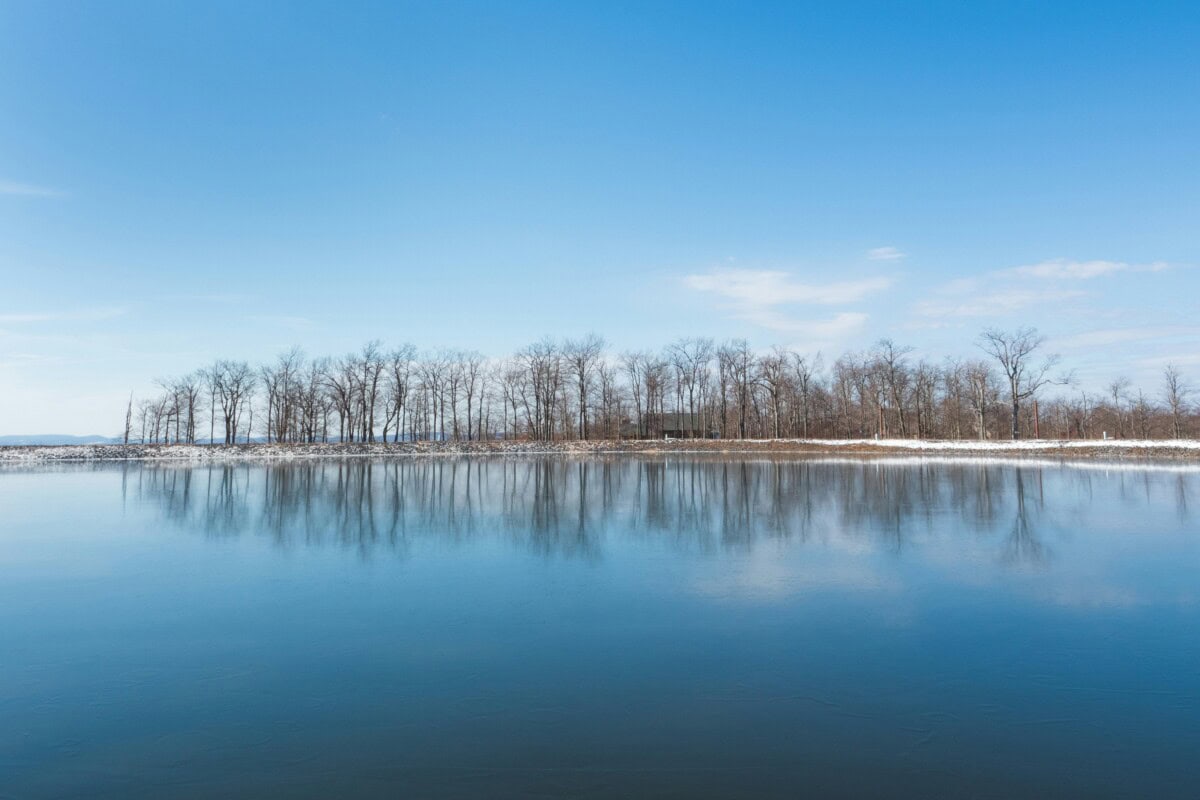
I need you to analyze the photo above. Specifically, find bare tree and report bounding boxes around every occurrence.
[382,345,416,443]
[911,360,939,439]
[1108,376,1132,438]
[965,361,998,441]
[178,372,203,444]
[621,351,648,438]
[642,355,671,439]
[498,360,527,439]
[123,393,134,445]
[977,327,1060,440]
[210,360,255,444]
[790,352,819,439]
[719,340,755,439]
[564,334,604,440]
[1163,364,1191,439]
[461,351,486,441]
[300,357,332,442]
[325,357,359,442]
[260,347,303,444]
[595,360,623,439]
[520,339,563,441]
[758,347,789,439]
[873,339,914,438]
[358,341,386,442]
[667,337,714,438]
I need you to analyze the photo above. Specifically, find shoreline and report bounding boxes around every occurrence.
[3,438,1200,463]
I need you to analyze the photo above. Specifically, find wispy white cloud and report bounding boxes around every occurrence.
[1001,258,1168,280]
[916,288,1086,318]
[0,179,64,197]
[867,246,905,261]
[0,307,126,324]
[162,292,250,304]
[1051,325,1200,350]
[748,310,869,336]
[916,256,1172,319]
[683,269,890,307]
[246,314,315,330]
[0,353,53,370]
[683,268,889,337]
[1136,352,1200,369]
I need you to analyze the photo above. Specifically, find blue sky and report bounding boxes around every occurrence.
[2,1,1198,434]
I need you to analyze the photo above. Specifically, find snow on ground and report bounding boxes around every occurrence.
[2,438,1200,464]
[781,455,1200,473]
[792,438,1200,451]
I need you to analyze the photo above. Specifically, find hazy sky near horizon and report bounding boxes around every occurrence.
[2,1,1198,435]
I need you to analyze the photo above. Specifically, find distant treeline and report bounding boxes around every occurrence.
[125,327,1197,445]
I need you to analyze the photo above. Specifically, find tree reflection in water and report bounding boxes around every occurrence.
[1003,468,1045,565]
[123,457,1196,562]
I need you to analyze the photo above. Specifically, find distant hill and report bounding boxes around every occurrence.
[0,435,121,446]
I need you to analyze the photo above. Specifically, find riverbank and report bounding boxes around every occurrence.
[3,438,1200,462]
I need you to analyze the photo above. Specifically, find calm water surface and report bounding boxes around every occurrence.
[1,457,1198,798]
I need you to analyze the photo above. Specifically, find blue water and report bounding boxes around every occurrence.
[1,457,1197,798]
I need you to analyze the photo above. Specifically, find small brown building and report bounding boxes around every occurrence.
[620,413,719,440]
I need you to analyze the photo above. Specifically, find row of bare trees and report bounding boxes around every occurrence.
[123,328,1197,444]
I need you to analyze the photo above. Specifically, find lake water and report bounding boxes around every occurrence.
[1,457,1198,798]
